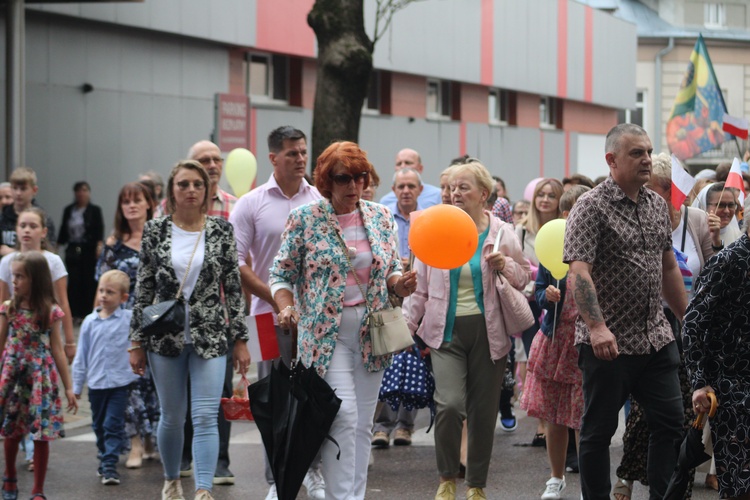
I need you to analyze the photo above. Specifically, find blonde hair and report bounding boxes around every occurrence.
[448,160,494,198]
[523,178,564,234]
[649,152,672,192]
[10,167,37,188]
[99,269,130,295]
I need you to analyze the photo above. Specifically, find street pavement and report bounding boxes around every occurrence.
[3,381,720,500]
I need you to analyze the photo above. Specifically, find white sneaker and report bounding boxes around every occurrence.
[302,469,326,499]
[264,484,278,500]
[541,476,566,500]
[162,479,186,500]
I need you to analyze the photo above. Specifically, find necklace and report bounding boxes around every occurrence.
[173,216,204,232]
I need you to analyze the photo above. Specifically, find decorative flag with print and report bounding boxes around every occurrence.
[666,35,729,161]
[246,312,280,362]
[722,113,749,140]
[671,155,697,210]
[726,157,746,205]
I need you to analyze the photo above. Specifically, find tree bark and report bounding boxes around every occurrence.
[308,0,374,172]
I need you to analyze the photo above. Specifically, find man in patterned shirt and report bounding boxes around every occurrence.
[563,124,688,500]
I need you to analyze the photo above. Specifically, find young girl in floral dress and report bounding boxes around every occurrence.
[520,185,589,500]
[0,251,78,500]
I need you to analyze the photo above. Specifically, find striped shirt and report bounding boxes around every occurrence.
[338,211,373,307]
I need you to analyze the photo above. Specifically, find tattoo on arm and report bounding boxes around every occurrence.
[574,274,604,324]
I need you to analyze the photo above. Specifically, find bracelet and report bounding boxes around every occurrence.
[283,305,296,313]
[65,343,76,347]
[712,240,724,251]
[127,345,143,352]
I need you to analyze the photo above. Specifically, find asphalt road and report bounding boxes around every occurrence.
[3,401,720,500]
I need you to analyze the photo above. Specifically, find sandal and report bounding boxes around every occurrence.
[530,433,547,447]
[2,477,18,500]
[612,478,632,500]
[26,462,33,473]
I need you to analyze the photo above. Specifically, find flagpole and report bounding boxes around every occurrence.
[551,279,559,341]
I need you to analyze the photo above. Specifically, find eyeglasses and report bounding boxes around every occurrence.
[195,156,224,165]
[708,202,737,211]
[331,172,369,185]
[176,181,206,191]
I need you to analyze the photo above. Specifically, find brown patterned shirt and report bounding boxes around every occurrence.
[563,176,674,355]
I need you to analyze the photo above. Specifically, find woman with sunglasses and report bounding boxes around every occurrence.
[129,160,249,500]
[269,141,417,500]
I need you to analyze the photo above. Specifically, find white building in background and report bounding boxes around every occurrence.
[584,0,750,170]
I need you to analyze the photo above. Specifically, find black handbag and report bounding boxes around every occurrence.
[141,220,204,336]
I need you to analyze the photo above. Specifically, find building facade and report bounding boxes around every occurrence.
[0,0,636,232]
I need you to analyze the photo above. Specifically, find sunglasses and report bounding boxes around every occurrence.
[331,172,369,186]
[176,180,206,191]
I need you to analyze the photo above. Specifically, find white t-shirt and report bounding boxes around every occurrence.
[171,224,205,345]
[0,250,68,295]
[672,218,701,288]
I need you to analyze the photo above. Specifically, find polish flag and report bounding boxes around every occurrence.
[725,157,746,205]
[722,113,749,140]
[246,312,280,362]
[670,155,697,210]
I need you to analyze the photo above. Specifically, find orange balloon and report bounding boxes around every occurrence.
[408,205,479,269]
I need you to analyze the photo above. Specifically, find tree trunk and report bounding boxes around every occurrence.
[308,0,374,172]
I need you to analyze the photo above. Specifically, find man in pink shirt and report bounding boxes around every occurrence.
[228,126,323,500]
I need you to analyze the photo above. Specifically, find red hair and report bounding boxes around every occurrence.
[314,141,372,199]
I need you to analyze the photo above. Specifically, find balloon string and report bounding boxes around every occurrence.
[552,278,559,341]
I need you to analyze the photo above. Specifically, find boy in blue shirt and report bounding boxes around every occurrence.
[72,270,139,485]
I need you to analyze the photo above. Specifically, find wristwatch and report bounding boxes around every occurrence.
[712,240,724,251]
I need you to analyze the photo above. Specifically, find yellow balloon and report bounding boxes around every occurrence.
[534,219,569,280]
[225,148,258,197]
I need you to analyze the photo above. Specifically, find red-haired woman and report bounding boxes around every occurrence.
[269,141,417,500]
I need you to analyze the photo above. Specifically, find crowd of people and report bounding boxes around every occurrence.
[0,122,749,500]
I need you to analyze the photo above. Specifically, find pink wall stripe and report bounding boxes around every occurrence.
[584,7,594,102]
[480,0,494,85]
[564,131,571,177]
[256,0,316,57]
[540,131,545,177]
[459,122,467,156]
[557,0,568,97]
[250,107,258,190]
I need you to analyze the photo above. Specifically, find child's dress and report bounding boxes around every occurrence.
[520,279,583,429]
[0,302,65,440]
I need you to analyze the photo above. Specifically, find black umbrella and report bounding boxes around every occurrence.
[247,338,341,500]
[664,392,718,500]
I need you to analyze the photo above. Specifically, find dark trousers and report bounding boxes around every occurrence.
[89,385,128,470]
[182,342,234,469]
[577,342,683,500]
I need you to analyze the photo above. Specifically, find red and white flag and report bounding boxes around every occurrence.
[671,155,697,210]
[246,312,280,362]
[722,113,749,140]
[725,157,746,205]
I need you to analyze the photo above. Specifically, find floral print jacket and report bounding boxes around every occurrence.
[129,216,248,358]
[269,199,402,377]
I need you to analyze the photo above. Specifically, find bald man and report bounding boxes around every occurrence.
[379,148,441,209]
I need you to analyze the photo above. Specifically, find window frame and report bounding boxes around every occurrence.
[245,53,289,104]
[426,78,452,120]
[489,88,510,125]
[704,3,726,28]
[539,96,559,129]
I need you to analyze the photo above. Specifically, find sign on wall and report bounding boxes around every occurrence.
[214,93,251,152]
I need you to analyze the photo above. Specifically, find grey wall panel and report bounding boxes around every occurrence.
[497,127,543,202]
[494,0,558,97]
[120,35,154,94]
[86,30,123,92]
[48,23,88,88]
[371,0,482,82]
[29,0,256,47]
[541,130,566,181]
[26,19,49,84]
[566,1,586,102]
[152,41,184,96]
[592,10,636,108]
[181,44,230,99]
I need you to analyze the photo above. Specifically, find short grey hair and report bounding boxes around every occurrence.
[745,196,750,233]
[392,167,422,186]
[605,123,648,154]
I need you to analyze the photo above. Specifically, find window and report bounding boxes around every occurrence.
[617,91,646,127]
[245,54,288,102]
[489,89,509,124]
[704,3,726,28]
[427,79,451,119]
[539,96,560,129]
[363,71,381,114]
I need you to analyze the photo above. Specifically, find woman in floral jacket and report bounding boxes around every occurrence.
[129,160,249,500]
[269,141,417,500]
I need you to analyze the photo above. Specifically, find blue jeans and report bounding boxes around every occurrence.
[149,346,226,491]
[88,385,128,471]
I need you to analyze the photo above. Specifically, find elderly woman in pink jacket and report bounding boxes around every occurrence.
[404,159,530,500]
